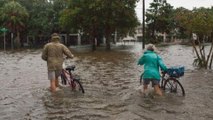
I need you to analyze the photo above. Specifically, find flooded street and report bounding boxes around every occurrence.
[0,43,213,120]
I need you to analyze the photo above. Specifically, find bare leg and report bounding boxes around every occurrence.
[143,84,148,93]
[50,80,56,92]
[140,84,148,95]
[55,78,59,87]
[154,85,163,96]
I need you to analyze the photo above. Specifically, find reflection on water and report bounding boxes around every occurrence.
[0,43,213,120]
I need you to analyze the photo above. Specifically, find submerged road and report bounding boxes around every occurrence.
[0,43,212,120]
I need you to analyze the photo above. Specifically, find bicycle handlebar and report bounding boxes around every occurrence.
[161,71,167,77]
[161,71,167,74]
[63,57,74,69]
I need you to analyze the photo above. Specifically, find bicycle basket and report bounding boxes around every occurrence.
[167,66,185,77]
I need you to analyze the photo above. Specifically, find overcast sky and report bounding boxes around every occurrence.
[136,0,213,22]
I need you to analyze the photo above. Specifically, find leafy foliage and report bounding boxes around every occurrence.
[60,0,139,50]
[0,1,29,48]
[146,0,173,42]
[23,0,55,35]
[175,7,213,69]
[173,7,192,38]
[0,1,29,32]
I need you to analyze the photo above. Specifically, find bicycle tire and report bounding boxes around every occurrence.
[61,74,67,85]
[72,78,85,93]
[140,76,142,85]
[163,77,185,96]
[160,78,166,89]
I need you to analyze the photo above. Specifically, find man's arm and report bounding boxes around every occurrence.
[62,45,74,58]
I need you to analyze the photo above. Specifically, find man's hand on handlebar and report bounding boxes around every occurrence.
[65,55,74,60]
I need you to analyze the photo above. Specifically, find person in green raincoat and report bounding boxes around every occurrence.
[138,44,167,96]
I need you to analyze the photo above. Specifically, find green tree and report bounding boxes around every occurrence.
[174,7,192,39]
[60,0,139,50]
[50,0,68,32]
[26,0,54,36]
[100,0,139,50]
[146,0,173,43]
[0,0,7,8]
[190,8,213,69]
[175,7,213,69]
[173,7,192,39]
[0,1,29,49]
[13,0,65,46]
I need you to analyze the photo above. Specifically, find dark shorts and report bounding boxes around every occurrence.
[143,78,160,87]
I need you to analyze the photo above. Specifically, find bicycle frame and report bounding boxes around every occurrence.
[61,68,76,88]
[161,72,180,86]
[61,60,85,93]
[160,72,167,88]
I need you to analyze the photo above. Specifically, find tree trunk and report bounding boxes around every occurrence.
[208,31,213,69]
[91,35,96,51]
[11,33,14,50]
[209,50,213,69]
[15,32,21,48]
[105,26,111,51]
[192,39,201,61]
[106,35,111,50]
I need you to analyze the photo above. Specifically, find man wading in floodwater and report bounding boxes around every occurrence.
[42,33,74,92]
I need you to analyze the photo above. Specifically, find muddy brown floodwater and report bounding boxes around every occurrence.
[0,43,213,120]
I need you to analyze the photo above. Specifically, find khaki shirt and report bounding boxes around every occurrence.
[41,41,74,71]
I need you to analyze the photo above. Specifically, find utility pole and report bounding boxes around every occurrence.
[142,0,145,49]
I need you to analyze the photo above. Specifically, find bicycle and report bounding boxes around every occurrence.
[139,66,185,96]
[60,65,85,93]
[160,66,185,96]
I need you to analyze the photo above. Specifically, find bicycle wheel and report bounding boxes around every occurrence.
[163,77,185,96]
[61,74,67,85]
[72,78,85,93]
[140,76,142,85]
[160,78,166,89]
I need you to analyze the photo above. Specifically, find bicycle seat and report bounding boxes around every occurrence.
[65,65,75,71]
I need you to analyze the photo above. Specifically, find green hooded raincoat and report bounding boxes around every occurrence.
[138,50,167,80]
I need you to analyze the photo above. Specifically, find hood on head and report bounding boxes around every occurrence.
[51,33,60,42]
